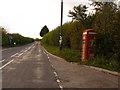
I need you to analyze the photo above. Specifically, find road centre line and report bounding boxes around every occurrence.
[11,53,19,58]
[27,48,29,50]
[0,59,14,70]
[17,53,23,57]
[20,50,24,52]
[28,47,31,50]
[24,50,28,53]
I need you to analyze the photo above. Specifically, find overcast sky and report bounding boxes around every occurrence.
[0,0,98,39]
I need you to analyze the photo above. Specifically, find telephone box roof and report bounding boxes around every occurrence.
[83,29,97,35]
[83,29,96,32]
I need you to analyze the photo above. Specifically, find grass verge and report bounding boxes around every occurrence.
[42,44,81,62]
[81,56,119,72]
[42,44,119,72]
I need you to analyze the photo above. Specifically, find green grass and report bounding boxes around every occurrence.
[42,44,81,62]
[42,44,119,72]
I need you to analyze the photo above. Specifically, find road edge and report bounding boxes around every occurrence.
[41,46,119,77]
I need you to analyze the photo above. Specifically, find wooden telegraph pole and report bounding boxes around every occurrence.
[59,0,63,50]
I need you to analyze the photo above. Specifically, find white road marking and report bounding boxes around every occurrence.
[57,79,60,83]
[51,65,54,68]
[28,47,31,49]
[28,46,32,50]
[24,50,28,53]
[17,53,23,57]
[20,50,24,52]
[39,50,41,52]
[0,59,5,63]
[48,56,50,59]
[59,85,63,89]
[33,46,35,48]
[0,59,14,70]
[54,71,58,77]
[43,51,46,54]
[11,53,19,58]
[49,59,51,63]
[42,44,63,89]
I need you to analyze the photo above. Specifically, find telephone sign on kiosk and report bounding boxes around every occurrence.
[82,29,97,61]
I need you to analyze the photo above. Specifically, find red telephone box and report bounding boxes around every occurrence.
[82,29,97,61]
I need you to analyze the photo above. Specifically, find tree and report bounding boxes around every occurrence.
[68,5,88,22]
[91,2,120,60]
[35,38,41,41]
[40,25,49,37]
[0,26,9,46]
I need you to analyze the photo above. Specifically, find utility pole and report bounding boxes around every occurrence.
[59,0,63,50]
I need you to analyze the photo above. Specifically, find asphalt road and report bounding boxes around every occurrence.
[1,42,119,89]
[2,43,33,60]
[2,42,58,88]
